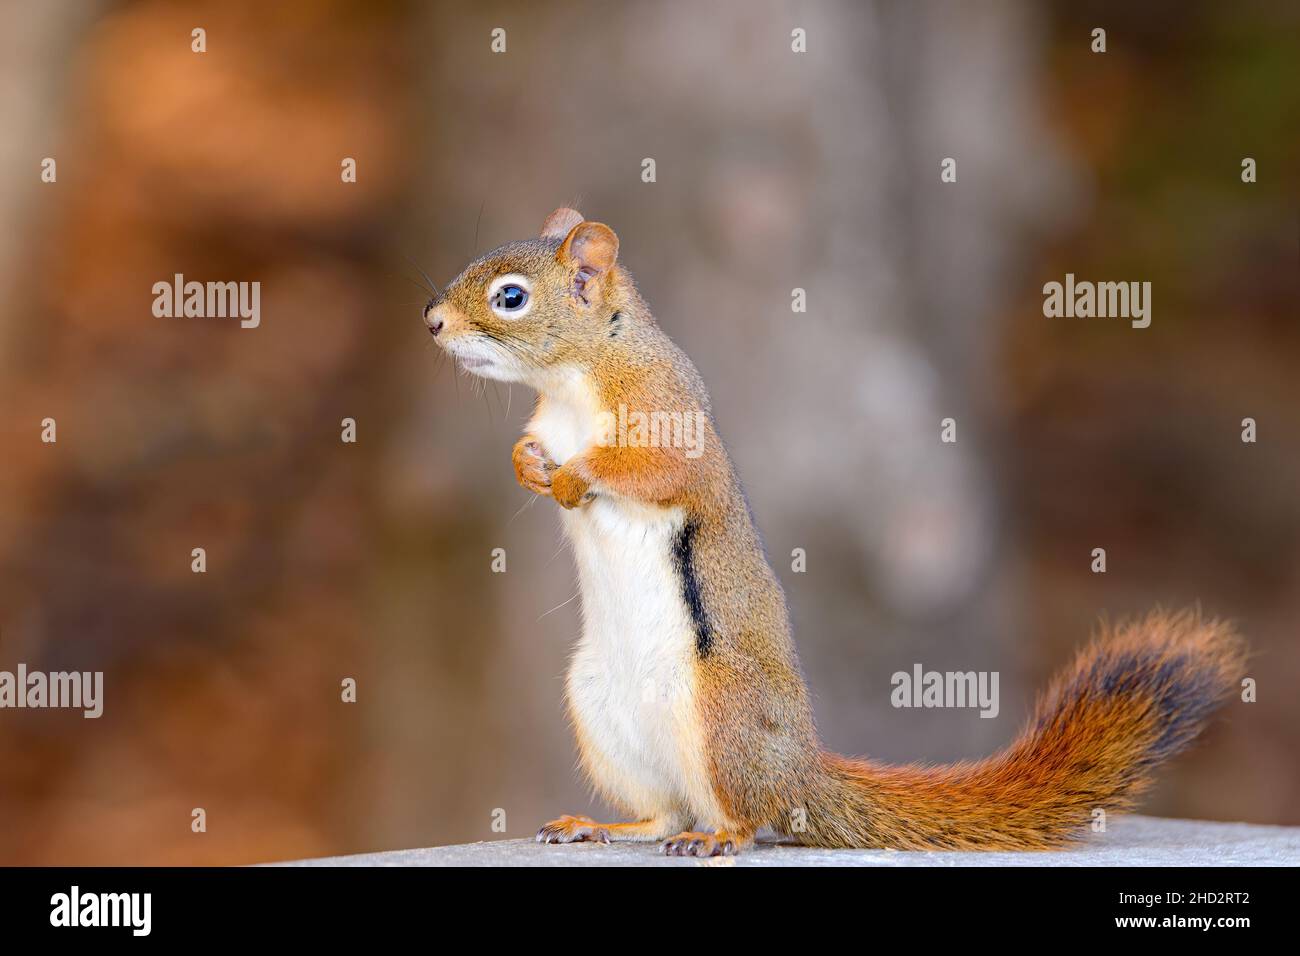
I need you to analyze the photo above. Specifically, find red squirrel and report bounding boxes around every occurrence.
[423,207,1246,857]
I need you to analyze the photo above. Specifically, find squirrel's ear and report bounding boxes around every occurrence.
[558,221,618,274]
[540,207,584,239]
[558,222,619,306]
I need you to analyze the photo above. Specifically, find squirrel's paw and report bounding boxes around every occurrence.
[659,830,747,857]
[536,814,611,845]
[550,466,592,509]
[512,436,556,496]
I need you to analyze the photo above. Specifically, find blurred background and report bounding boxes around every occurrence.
[0,0,1295,864]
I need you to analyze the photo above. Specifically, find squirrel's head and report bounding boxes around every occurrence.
[424,207,622,386]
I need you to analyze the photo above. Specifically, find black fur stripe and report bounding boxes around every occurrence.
[671,520,713,657]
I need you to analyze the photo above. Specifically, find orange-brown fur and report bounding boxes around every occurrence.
[428,208,1247,855]
[802,611,1245,849]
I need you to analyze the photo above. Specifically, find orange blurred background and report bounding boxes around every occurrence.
[0,0,1295,864]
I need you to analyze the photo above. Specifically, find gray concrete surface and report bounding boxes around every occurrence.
[277,815,1300,867]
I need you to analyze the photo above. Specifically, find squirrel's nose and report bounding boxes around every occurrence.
[424,304,445,337]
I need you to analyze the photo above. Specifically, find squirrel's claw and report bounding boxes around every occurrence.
[659,830,740,857]
[536,814,611,845]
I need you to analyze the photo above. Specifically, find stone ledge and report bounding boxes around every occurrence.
[275,815,1300,867]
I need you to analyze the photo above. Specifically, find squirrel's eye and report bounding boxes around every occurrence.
[487,273,534,319]
[490,283,530,317]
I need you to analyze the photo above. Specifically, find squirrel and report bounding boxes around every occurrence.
[423,206,1247,857]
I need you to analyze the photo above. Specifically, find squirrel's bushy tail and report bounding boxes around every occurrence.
[802,610,1246,850]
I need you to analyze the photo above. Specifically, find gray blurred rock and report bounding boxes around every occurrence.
[277,815,1300,867]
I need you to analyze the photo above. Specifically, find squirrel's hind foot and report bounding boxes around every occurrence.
[536,814,611,845]
[659,829,753,857]
[537,814,677,845]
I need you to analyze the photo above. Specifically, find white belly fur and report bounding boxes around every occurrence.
[531,376,719,826]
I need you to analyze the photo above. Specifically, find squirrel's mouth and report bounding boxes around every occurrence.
[444,337,524,384]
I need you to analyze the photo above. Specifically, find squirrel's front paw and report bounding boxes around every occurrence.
[512,436,556,496]
[550,466,592,510]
